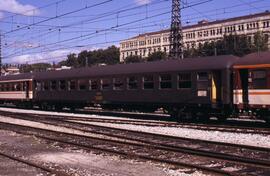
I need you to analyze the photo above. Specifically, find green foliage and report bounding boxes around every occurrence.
[253,31,269,52]
[184,33,268,58]
[19,63,52,73]
[124,55,143,63]
[59,53,79,67]
[147,51,167,61]
[59,45,120,68]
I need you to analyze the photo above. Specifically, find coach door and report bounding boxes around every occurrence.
[211,71,222,104]
[24,81,30,99]
[239,69,249,108]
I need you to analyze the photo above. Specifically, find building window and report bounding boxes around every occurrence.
[127,76,138,90]
[203,30,208,37]
[178,73,191,89]
[263,21,270,28]
[159,74,172,89]
[143,75,154,89]
[101,79,111,90]
[113,78,124,90]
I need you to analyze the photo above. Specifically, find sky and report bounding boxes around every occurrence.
[0,0,270,64]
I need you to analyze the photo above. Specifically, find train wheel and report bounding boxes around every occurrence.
[195,112,210,122]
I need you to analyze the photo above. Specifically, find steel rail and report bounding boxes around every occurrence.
[0,151,70,176]
[0,122,236,176]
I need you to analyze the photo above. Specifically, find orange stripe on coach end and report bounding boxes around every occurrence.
[233,64,270,69]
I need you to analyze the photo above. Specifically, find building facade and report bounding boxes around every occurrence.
[120,11,270,62]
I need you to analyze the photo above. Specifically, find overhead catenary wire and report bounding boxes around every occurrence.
[2,0,264,46]
[2,0,269,64]
[3,0,114,35]
[3,0,212,59]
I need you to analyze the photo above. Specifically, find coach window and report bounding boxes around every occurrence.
[43,81,49,91]
[159,74,172,89]
[59,80,66,91]
[6,84,10,91]
[197,72,208,90]
[90,80,98,90]
[36,81,42,91]
[11,83,16,91]
[113,78,124,90]
[178,73,192,89]
[14,83,21,91]
[101,79,111,90]
[17,83,22,91]
[2,84,5,91]
[50,80,57,90]
[78,79,88,91]
[143,75,154,90]
[68,80,76,91]
[252,70,267,89]
[127,76,138,90]
[0,84,4,91]
[3,84,7,91]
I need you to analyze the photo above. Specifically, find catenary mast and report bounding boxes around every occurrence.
[0,32,2,76]
[169,0,183,59]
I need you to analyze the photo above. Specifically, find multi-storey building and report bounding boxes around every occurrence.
[120,11,270,62]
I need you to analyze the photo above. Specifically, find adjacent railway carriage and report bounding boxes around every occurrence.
[233,52,270,122]
[0,73,33,103]
[0,52,270,123]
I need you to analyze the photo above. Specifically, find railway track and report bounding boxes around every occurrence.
[0,106,269,135]
[63,116,270,135]
[0,151,69,176]
[0,112,269,175]
[1,109,269,135]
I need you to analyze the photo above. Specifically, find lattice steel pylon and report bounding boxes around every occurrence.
[169,0,183,59]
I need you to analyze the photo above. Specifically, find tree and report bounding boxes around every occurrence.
[184,33,268,58]
[19,63,52,73]
[124,55,142,63]
[59,53,79,67]
[253,31,269,52]
[147,51,167,61]
[59,45,120,68]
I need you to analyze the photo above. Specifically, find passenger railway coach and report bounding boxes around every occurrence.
[0,73,33,101]
[0,52,269,123]
[233,52,270,121]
